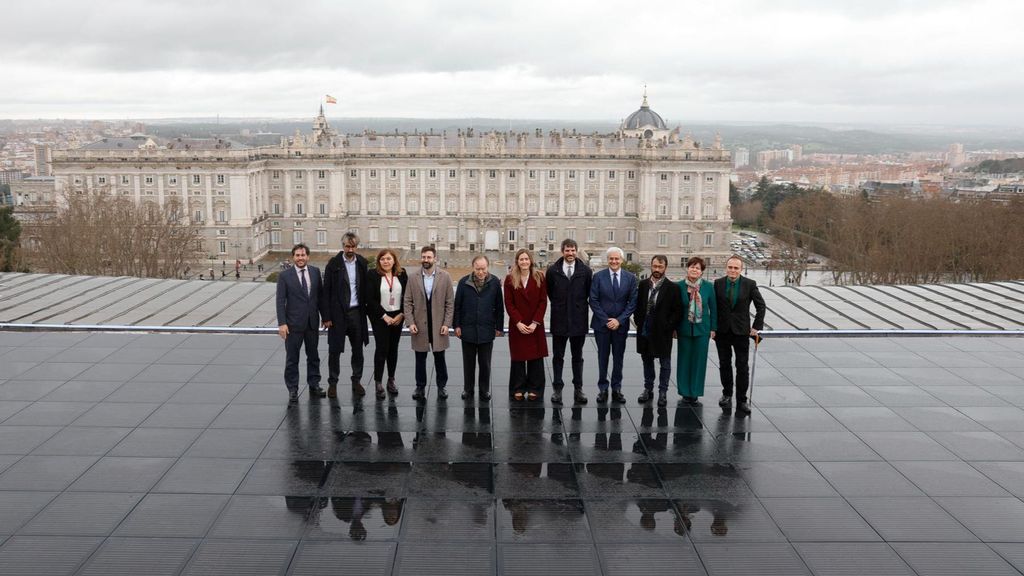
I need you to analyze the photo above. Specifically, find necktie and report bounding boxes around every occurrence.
[567,265,573,278]
[299,268,309,296]
[612,272,619,292]
[727,280,735,307]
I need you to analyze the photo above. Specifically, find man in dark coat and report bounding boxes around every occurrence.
[545,239,592,405]
[320,232,370,398]
[634,255,683,407]
[276,243,324,403]
[713,256,766,415]
[453,255,505,401]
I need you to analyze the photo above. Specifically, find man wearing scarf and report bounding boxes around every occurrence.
[633,255,683,407]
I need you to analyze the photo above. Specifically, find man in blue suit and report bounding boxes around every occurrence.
[277,243,325,403]
[589,246,637,404]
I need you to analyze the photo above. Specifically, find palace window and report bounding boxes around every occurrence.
[658,233,668,247]
[192,174,201,185]
[608,170,616,180]
[217,174,225,184]
[627,170,635,180]
[318,170,326,179]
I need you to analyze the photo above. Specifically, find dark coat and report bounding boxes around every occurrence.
[453,274,505,344]
[365,269,409,321]
[320,252,370,351]
[545,257,592,337]
[504,274,549,361]
[634,277,684,358]
[589,268,638,333]
[714,275,766,335]
[276,265,322,332]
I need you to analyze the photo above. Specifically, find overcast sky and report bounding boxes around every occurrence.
[3,0,1022,126]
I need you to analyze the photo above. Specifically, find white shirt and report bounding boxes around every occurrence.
[380,274,402,313]
[344,256,358,308]
[563,260,574,278]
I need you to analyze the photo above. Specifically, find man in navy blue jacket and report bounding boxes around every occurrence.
[589,247,637,404]
[453,255,504,401]
[276,244,324,403]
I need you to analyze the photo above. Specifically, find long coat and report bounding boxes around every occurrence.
[453,274,504,344]
[634,277,684,358]
[503,274,549,361]
[713,275,766,335]
[403,268,455,352]
[320,252,369,351]
[545,257,592,337]
[677,279,717,338]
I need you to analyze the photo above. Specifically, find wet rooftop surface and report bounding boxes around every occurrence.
[1,331,1023,575]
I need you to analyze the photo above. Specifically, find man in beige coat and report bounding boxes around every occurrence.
[404,246,455,401]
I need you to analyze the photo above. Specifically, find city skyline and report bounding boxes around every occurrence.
[3,0,1023,126]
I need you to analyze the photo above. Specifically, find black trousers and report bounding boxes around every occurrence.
[715,332,750,402]
[328,308,364,385]
[551,334,585,391]
[371,312,402,382]
[461,341,494,395]
[510,358,545,396]
[284,328,320,390]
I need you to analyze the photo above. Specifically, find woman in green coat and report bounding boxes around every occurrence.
[676,256,717,405]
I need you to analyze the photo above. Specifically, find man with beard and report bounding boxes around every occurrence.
[633,255,683,407]
[404,246,455,401]
[545,239,592,405]
[321,232,369,398]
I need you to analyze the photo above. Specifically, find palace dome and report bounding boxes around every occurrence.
[622,95,667,130]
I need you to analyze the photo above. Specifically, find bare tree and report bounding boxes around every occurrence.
[27,190,202,278]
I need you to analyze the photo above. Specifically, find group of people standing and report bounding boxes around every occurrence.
[276,235,766,414]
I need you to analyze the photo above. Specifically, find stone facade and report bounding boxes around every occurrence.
[50,101,733,269]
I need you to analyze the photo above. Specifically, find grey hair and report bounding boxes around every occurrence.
[472,254,490,266]
[342,231,360,246]
[606,246,625,259]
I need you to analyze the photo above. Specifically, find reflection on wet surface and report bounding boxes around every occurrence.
[2,333,1024,574]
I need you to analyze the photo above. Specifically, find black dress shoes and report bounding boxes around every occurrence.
[412,387,426,401]
[612,391,627,404]
[461,390,473,400]
[480,391,491,401]
[437,388,448,400]
[736,401,752,415]
[638,389,654,403]
[596,390,609,404]
[551,390,563,405]
[574,389,589,404]
[718,394,733,407]
[309,387,327,399]
[657,394,668,407]
[288,390,298,403]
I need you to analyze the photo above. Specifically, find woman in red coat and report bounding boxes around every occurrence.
[504,248,548,401]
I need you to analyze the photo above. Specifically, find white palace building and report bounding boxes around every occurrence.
[50,96,733,268]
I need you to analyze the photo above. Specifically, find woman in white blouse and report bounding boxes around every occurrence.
[365,248,408,399]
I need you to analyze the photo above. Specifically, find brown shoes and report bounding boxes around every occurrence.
[352,381,366,397]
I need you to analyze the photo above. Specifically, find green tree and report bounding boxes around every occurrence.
[0,205,22,272]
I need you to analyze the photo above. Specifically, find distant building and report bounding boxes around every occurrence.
[50,97,735,268]
[947,143,966,168]
[733,147,750,169]
[0,169,27,185]
[33,144,52,177]
[10,177,57,223]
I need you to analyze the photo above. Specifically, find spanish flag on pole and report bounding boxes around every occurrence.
[325,95,337,104]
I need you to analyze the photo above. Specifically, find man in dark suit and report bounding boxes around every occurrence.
[545,239,592,405]
[714,256,766,415]
[321,232,370,399]
[589,247,637,404]
[634,255,683,407]
[277,243,324,403]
